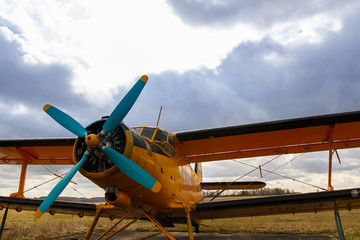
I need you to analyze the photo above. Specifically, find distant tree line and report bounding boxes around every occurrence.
[203,187,295,198]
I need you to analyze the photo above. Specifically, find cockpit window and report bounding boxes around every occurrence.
[132,126,176,157]
[141,128,156,139]
[168,135,175,148]
[154,129,167,142]
[163,143,176,157]
[132,127,142,134]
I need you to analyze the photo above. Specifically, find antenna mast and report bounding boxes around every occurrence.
[156,106,163,128]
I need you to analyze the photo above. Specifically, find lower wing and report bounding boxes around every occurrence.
[0,196,127,219]
[194,188,360,219]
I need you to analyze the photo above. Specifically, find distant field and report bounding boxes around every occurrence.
[1,208,359,239]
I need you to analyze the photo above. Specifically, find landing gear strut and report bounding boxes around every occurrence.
[84,206,177,240]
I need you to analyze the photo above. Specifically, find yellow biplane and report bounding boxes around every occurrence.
[1,75,360,239]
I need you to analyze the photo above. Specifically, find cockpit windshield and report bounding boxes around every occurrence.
[140,127,156,139]
[131,127,176,157]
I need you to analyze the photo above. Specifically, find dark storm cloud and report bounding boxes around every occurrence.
[219,13,360,119]
[135,9,360,134]
[0,23,92,137]
[166,0,359,28]
[127,67,270,132]
[0,31,85,108]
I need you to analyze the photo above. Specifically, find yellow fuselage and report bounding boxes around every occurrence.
[74,123,203,213]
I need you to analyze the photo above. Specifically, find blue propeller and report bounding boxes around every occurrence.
[35,153,89,219]
[102,75,148,133]
[102,147,161,192]
[43,104,87,138]
[35,75,161,219]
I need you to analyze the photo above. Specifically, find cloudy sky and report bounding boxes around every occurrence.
[1,0,360,198]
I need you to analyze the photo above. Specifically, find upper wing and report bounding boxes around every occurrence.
[193,188,360,219]
[0,138,76,165]
[174,111,360,163]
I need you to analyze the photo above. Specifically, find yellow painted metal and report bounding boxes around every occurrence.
[132,126,176,158]
[103,215,143,240]
[156,106,163,128]
[34,209,43,219]
[175,121,360,162]
[140,75,148,83]
[185,207,194,240]
[105,191,131,209]
[151,181,162,193]
[142,210,176,240]
[0,145,73,165]
[96,210,133,240]
[43,104,51,111]
[84,208,103,240]
[76,133,202,211]
[10,159,28,198]
[184,138,360,163]
[85,134,100,147]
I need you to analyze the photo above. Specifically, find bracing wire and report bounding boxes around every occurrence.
[13,166,102,203]
[233,154,328,191]
[192,155,283,206]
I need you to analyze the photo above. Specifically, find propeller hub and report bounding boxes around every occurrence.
[85,134,100,147]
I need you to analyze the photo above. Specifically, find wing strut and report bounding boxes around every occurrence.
[10,148,36,199]
[10,159,28,199]
[84,207,103,240]
[327,124,336,191]
[0,205,9,239]
[142,210,176,240]
[185,207,195,240]
[83,206,176,240]
[334,204,346,240]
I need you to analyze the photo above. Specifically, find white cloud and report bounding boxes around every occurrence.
[1,1,360,198]
[269,14,343,46]
[0,0,351,110]
[0,0,262,106]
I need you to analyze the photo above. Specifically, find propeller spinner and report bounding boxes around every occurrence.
[35,75,161,219]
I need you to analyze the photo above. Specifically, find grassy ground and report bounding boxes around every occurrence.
[1,208,359,239]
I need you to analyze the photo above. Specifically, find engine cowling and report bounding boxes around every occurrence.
[72,118,159,205]
[73,118,133,178]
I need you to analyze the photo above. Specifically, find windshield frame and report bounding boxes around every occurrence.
[131,126,176,157]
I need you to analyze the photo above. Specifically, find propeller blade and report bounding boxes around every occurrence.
[102,75,148,133]
[43,104,87,138]
[102,147,161,193]
[34,153,89,219]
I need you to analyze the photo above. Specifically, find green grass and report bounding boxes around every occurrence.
[1,208,359,239]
